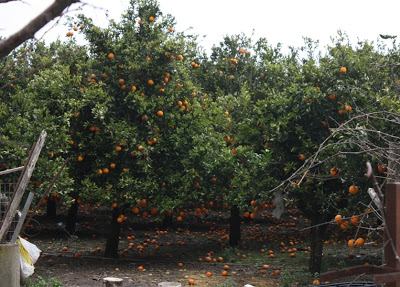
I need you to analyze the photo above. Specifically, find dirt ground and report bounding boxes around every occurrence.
[24,204,381,287]
[32,255,280,286]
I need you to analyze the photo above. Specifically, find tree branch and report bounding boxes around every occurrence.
[0,0,81,59]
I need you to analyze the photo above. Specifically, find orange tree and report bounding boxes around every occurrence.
[256,34,396,273]
[63,0,212,257]
[0,40,80,213]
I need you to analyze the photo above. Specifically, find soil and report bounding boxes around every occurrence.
[24,204,381,287]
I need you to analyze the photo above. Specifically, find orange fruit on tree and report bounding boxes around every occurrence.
[156,110,164,117]
[107,53,114,59]
[110,163,116,169]
[116,146,122,151]
[148,79,154,85]
[111,202,118,208]
[348,239,355,248]
[340,67,347,74]
[299,154,305,161]
[97,169,103,175]
[232,148,238,154]
[329,94,336,100]
[334,214,343,224]
[349,185,359,195]
[330,167,340,177]
[177,54,183,60]
[77,155,83,162]
[355,238,365,247]
[350,215,360,225]
[345,105,352,112]
[313,280,321,285]
[138,19,143,24]
[149,16,155,22]
[103,168,109,174]
[378,164,387,173]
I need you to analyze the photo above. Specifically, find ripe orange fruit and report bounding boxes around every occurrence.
[117,217,123,223]
[350,215,360,225]
[110,163,116,169]
[62,246,68,252]
[349,185,359,195]
[156,110,164,117]
[138,19,143,24]
[206,272,212,277]
[355,238,365,247]
[348,239,355,248]
[329,94,336,100]
[116,146,122,151]
[149,16,155,22]
[340,67,347,74]
[338,109,344,115]
[73,113,79,118]
[334,214,343,224]
[232,148,238,154]
[330,167,340,177]
[77,155,83,162]
[188,279,195,285]
[263,264,269,269]
[103,168,109,174]
[221,270,228,276]
[345,105,352,112]
[97,169,103,175]
[111,202,118,208]
[313,280,321,285]
[378,164,387,173]
[107,53,114,59]
[138,265,144,270]
[168,27,174,32]
[223,265,229,270]
[299,154,305,161]
[148,79,154,85]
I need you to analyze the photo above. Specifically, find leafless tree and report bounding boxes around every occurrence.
[0,0,81,59]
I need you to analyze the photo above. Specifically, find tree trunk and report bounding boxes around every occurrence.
[309,213,328,274]
[104,207,121,258]
[46,197,57,217]
[229,205,241,247]
[65,200,78,235]
[161,213,172,229]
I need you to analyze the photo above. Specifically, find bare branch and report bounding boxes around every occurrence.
[0,0,20,3]
[0,0,81,59]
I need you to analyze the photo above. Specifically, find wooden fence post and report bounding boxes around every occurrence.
[0,130,46,243]
[384,182,400,287]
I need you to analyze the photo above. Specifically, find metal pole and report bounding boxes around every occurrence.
[10,192,34,243]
